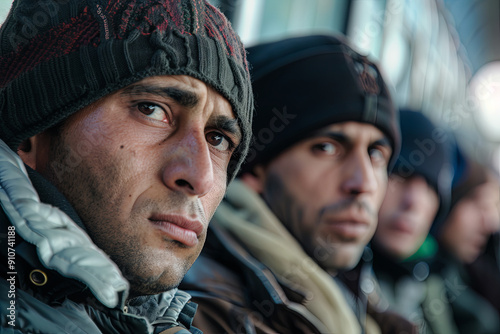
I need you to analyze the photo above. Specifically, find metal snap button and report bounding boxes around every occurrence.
[29,269,48,286]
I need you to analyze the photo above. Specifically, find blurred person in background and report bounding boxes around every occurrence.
[373,112,499,333]
[181,34,417,334]
[371,110,462,333]
[438,156,500,264]
[433,146,500,332]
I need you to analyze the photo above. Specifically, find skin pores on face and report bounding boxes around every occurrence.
[375,175,440,260]
[257,122,392,274]
[440,180,500,264]
[30,75,241,297]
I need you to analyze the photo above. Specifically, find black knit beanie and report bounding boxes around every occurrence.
[391,109,454,230]
[450,158,489,208]
[0,0,253,182]
[241,34,400,174]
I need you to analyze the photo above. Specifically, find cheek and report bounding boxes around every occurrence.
[375,173,389,206]
[415,217,433,237]
[375,214,392,234]
[201,193,225,219]
[447,207,474,238]
[201,175,227,220]
[423,201,439,224]
[456,206,477,230]
[281,160,330,201]
[266,162,301,198]
[378,189,399,215]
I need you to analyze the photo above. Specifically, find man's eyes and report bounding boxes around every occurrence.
[206,131,234,152]
[137,102,169,123]
[311,141,390,166]
[135,102,235,154]
[312,142,338,155]
[369,147,390,165]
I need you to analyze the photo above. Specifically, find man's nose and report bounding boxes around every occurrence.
[401,176,429,210]
[161,130,214,197]
[341,150,378,195]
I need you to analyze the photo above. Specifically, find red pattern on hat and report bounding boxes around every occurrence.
[0,0,247,88]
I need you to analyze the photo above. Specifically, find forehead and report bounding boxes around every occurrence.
[473,180,500,199]
[390,174,436,192]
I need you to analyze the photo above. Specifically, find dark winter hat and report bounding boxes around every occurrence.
[0,0,253,181]
[450,158,489,208]
[431,150,492,237]
[391,110,454,229]
[241,34,400,174]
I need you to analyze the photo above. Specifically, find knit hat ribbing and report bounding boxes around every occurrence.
[0,0,253,181]
[241,34,400,174]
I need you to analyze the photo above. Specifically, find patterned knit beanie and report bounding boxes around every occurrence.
[242,34,400,174]
[0,0,253,181]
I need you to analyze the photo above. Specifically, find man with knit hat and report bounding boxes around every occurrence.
[438,157,500,264]
[0,0,253,333]
[433,149,500,334]
[373,110,453,262]
[370,110,459,333]
[181,34,416,333]
[372,114,500,334]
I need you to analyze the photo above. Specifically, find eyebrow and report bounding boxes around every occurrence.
[121,84,199,108]
[312,131,348,144]
[370,137,391,149]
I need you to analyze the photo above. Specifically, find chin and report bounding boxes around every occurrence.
[338,260,360,272]
[320,255,361,273]
[128,276,182,298]
[122,262,188,298]
[387,246,412,260]
[461,252,479,265]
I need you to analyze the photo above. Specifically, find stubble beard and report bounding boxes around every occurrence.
[262,172,375,272]
[41,135,190,297]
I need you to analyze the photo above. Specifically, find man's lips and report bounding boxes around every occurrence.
[389,218,415,234]
[149,214,204,247]
[323,214,371,239]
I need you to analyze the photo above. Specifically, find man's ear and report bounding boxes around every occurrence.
[240,165,266,194]
[17,136,39,170]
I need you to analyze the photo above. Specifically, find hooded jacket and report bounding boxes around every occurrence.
[0,140,200,334]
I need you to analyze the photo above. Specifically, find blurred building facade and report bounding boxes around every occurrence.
[209,0,500,171]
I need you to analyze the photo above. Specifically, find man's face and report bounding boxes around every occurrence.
[30,75,241,297]
[375,175,440,260]
[440,179,500,263]
[255,122,392,273]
